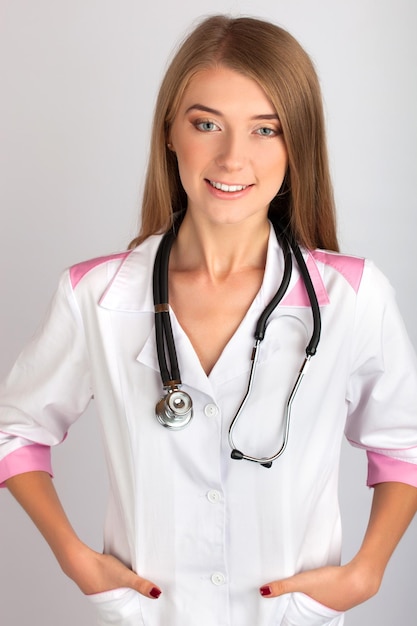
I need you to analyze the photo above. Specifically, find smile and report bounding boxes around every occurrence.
[208,180,249,193]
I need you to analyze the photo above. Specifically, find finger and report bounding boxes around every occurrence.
[260,570,316,598]
[125,571,162,600]
[100,554,163,600]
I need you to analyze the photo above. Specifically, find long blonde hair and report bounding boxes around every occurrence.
[129,15,338,251]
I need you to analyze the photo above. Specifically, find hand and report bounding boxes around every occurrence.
[60,541,162,599]
[5,474,161,600]
[259,559,381,612]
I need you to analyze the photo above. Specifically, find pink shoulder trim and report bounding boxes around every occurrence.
[70,252,129,290]
[0,444,52,488]
[280,251,365,308]
[281,254,330,307]
[311,250,365,293]
[367,451,417,488]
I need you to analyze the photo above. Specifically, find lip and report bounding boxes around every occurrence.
[205,178,253,198]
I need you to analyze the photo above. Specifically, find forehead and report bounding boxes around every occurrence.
[177,66,276,115]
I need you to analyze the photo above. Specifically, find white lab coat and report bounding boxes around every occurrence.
[1,228,417,626]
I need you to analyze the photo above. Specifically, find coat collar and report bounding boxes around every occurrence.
[98,227,330,314]
[98,228,331,396]
[99,234,161,312]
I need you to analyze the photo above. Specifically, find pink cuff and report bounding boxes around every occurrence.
[0,444,53,488]
[367,451,417,488]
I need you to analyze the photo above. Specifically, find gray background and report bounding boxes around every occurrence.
[1,0,416,624]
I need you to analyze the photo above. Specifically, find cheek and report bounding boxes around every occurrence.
[175,139,211,182]
[175,150,195,185]
[261,151,288,188]
[173,148,203,197]
[273,147,288,180]
[254,139,287,172]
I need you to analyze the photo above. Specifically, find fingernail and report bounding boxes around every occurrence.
[260,585,272,597]
[150,587,162,599]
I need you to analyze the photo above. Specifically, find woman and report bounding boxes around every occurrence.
[1,15,417,626]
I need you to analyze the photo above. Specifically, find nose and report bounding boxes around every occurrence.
[215,131,247,171]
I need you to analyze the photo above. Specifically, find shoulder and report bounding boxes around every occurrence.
[310,248,392,294]
[309,249,366,294]
[69,252,131,290]
[68,235,163,292]
[306,249,394,311]
[63,235,164,314]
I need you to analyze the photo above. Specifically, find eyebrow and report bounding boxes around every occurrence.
[184,104,279,121]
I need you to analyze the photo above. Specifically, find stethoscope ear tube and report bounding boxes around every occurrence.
[229,354,312,468]
[228,218,321,467]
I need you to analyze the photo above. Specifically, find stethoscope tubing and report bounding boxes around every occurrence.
[152,213,321,466]
[153,226,181,387]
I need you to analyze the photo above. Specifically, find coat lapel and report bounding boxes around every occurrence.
[97,228,331,397]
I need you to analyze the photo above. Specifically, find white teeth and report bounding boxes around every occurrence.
[209,180,248,192]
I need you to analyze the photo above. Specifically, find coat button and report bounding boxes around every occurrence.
[211,572,226,586]
[204,403,219,417]
[207,489,221,503]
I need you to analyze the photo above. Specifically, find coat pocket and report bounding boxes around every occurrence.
[87,587,144,626]
[281,592,343,626]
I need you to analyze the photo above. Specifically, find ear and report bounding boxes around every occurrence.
[167,142,175,152]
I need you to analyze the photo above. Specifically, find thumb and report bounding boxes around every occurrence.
[260,570,314,598]
[125,571,162,600]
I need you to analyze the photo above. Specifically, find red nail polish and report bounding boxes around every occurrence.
[150,587,162,599]
[260,585,272,597]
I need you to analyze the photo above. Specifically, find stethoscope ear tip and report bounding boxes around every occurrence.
[231,448,273,468]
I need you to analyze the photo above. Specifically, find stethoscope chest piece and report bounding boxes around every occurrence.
[155,388,193,430]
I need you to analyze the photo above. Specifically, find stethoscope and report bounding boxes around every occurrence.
[153,214,321,468]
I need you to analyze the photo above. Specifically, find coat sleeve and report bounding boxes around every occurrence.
[0,270,92,487]
[345,260,417,487]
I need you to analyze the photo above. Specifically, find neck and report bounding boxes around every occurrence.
[170,212,270,281]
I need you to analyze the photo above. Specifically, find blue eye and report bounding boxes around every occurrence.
[256,127,277,137]
[195,120,219,132]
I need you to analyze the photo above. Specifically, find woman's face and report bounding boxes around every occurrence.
[169,65,288,228]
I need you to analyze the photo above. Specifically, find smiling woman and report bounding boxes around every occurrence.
[168,67,288,229]
[164,66,289,373]
[1,14,417,626]
[131,14,338,252]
